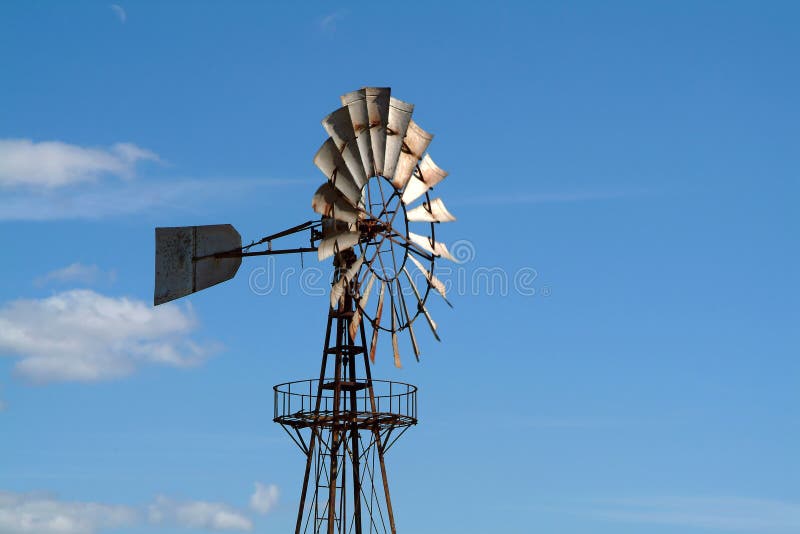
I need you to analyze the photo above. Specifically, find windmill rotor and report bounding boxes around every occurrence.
[312,87,457,367]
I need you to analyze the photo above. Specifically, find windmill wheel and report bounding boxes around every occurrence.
[311,87,457,367]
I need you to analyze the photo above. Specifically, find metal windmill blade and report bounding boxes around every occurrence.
[365,87,391,176]
[391,120,433,190]
[340,88,373,179]
[383,97,414,181]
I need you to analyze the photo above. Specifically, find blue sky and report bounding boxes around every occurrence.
[0,1,798,533]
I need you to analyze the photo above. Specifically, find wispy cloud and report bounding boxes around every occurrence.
[0,488,269,534]
[507,415,624,429]
[590,496,800,532]
[110,4,127,23]
[34,263,116,288]
[249,483,278,515]
[0,139,159,189]
[0,490,136,534]
[149,496,252,531]
[319,11,345,32]
[449,188,652,207]
[0,177,310,221]
[0,289,218,383]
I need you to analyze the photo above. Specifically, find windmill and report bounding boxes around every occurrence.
[154,87,456,533]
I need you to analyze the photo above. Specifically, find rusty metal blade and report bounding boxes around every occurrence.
[407,322,421,361]
[349,272,375,341]
[407,231,456,262]
[331,254,362,310]
[365,87,391,176]
[370,282,386,362]
[313,137,361,203]
[406,197,456,223]
[391,120,433,190]
[403,267,440,341]
[396,278,420,361]
[408,253,448,301]
[311,183,359,223]
[383,97,414,182]
[154,224,242,305]
[331,254,364,307]
[322,106,368,189]
[343,255,364,282]
[401,153,448,205]
[330,279,345,309]
[391,298,401,368]
[317,230,360,261]
[341,89,373,178]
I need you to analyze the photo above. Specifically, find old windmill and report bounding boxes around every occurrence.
[154,87,456,533]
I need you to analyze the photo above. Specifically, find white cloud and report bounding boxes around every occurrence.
[0,177,311,221]
[319,11,344,31]
[34,264,116,288]
[592,496,800,532]
[149,496,252,532]
[450,188,652,207]
[110,4,126,23]
[249,483,278,515]
[0,289,217,383]
[0,491,136,534]
[0,139,159,188]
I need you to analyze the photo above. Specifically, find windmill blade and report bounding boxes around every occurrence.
[407,231,456,262]
[365,87,391,176]
[313,138,362,203]
[311,183,359,224]
[396,279,421,361]
[330,255,363,308]
[370,281,386,363]
[342,255,364,282]
[331,253,365,307]
[391,295,401,368]
[341,89,374,178]
[330,278,345,309]
[349,272,375,341]
[383,97,414,182]
[403,266,440,341]
[317,230,360,261]
[407,321,421,361]
[407,253,450,304]
[406,197,457,223]
[322,106,368,189]
[391,120,433,190]
[401,154,448,205]
[154,224,242,305]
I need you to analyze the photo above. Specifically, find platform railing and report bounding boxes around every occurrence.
[273,378,417,424]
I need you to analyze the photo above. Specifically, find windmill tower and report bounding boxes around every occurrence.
[154,87,457,533]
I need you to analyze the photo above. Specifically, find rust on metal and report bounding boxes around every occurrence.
[391,120,433,190]
[383,97,414,182]
[401,153,449,205]
[341,88,373,179]
[365,87,391,176]
[406,197,456,223]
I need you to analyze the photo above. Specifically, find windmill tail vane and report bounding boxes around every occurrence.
[153,87,457,533]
